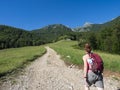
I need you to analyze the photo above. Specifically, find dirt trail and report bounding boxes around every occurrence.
[0,47,120,90]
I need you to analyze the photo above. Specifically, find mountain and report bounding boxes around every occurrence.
[103,16,120,27]
[76,16,120,54]
[73,16,120,32]
[73,23,103,32]
[0,16,120,50]
[0,24,73,49]
[31,24,73,42]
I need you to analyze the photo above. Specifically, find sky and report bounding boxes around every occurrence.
[0,0,120,30]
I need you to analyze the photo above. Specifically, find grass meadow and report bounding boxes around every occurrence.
[0,46,46,76]
[49,40,120,73]
[0,40,120,77]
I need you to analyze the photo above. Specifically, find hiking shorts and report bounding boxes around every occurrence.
[85,70,104,88]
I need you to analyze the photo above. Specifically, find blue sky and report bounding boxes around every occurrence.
[0,0,120,30]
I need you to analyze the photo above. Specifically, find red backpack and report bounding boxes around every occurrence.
[87,53,104,73]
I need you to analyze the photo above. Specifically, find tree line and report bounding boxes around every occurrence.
[0,25,46,49]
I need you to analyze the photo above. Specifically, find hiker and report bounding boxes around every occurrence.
[82,43,104,90]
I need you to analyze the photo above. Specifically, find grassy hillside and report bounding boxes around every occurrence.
[49,40,120,72]
[0,46,46,77]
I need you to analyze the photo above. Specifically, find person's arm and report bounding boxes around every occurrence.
[83,56,88,78]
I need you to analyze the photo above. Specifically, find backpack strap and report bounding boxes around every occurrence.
[88,52,93,58]
[86,52,93,71]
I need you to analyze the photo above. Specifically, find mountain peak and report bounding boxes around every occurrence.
[41,24,70,30]
[83,22,92,27]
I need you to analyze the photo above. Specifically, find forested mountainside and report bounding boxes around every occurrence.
[0,24,73,49]
[31,24,73,43]
[77,16,120,54]
[0,25,34,49]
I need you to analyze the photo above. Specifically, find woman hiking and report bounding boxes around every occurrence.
[82,43,104,90]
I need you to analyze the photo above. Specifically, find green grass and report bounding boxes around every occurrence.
[0,46,46,76]
[0,40,120,77]
[49,40,120,72]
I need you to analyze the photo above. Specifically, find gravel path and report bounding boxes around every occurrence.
[0,47,120,90]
